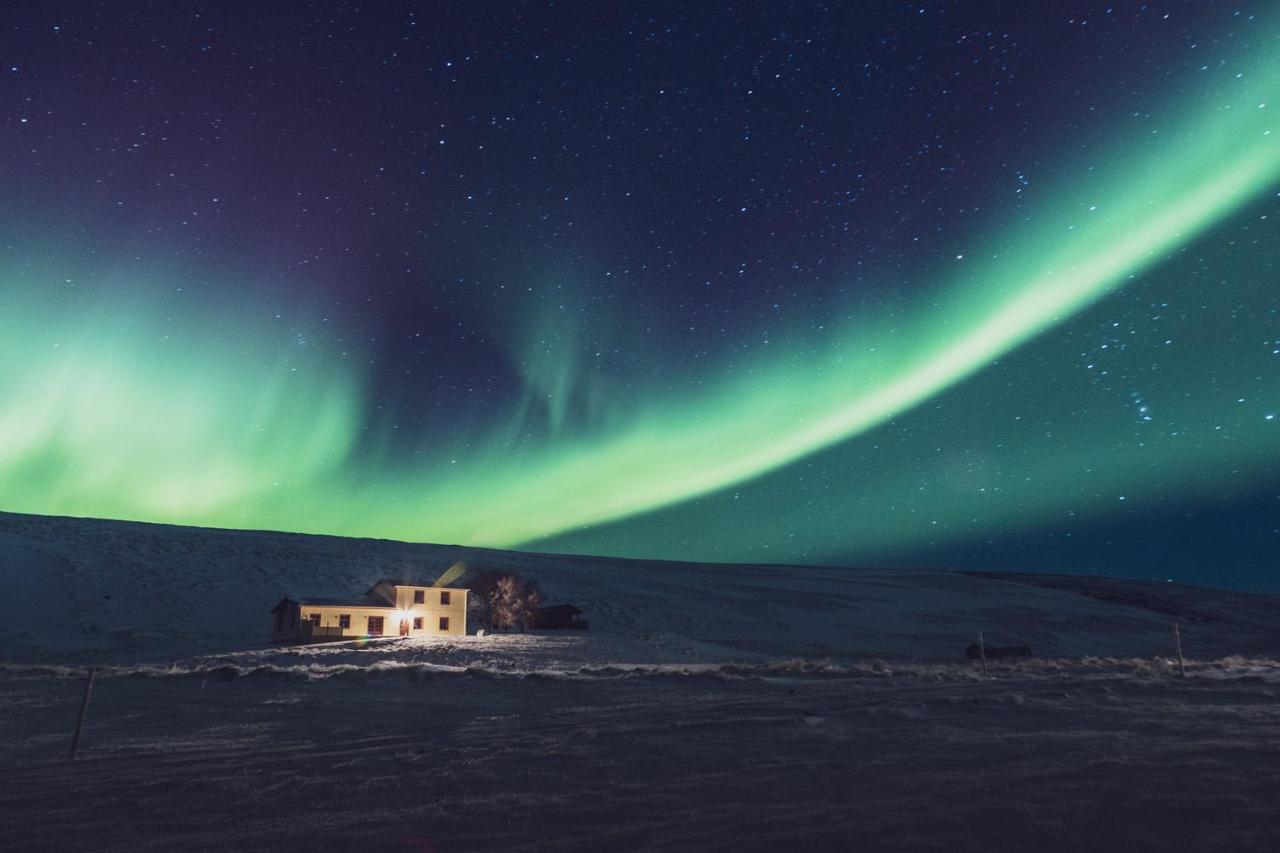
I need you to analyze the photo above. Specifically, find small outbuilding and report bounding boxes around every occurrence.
[271,579,468,643]
[529,603,589,630]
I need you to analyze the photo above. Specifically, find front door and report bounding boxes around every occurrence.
[399,619,410,637]
[367,616,384,636]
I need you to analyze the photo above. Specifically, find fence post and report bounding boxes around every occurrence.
[69,667,96,759]
[978,631,988,676]
[1173,621,1186,678]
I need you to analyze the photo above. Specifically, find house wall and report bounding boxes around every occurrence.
[299,588,467,638]
[299,604,397,638]
[368,583,468,635]
[388,586,468,636]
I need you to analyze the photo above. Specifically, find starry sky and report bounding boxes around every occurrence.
[1,2,1277,590]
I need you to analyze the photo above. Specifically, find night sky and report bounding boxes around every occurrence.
[1,2,1277,590]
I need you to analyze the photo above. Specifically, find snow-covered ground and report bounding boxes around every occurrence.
[3,510,1279,665]
[2,511,1280,851]
[3,648,1280,852]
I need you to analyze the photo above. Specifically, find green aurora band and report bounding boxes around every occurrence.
[1,44,1278,549]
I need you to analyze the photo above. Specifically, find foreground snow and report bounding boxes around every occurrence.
[2,646,1279,852]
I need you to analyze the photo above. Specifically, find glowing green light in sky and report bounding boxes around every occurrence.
[1,43,1277,550]
[392,54,1280,547]
[0,284,363,527]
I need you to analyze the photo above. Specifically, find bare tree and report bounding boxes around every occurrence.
[494,574,543,632]
[466,568,503,632]
[517,578,544,632]
[467,568,542,633]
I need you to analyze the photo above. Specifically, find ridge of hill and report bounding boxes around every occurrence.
[3,510,1278,664]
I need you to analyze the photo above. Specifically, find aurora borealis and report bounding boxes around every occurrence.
[1,3,1277,588]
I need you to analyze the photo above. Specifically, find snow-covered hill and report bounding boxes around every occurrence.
[4,511,1280,852]
[3,510,1278,665]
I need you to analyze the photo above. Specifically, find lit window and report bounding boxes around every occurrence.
[440,591,451,605]
[338,614,350,629]
[413,617,423,630]
[439,617,450,631]
[413,590,425,604]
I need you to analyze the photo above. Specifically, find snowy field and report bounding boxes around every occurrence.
[4,510,1280,666]
[2,511,1280,850]
[4,645,1280,852]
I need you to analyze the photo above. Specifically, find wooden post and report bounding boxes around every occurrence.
[69,667,96,759]
[978,631,988,676]
[1173,621,1186,678]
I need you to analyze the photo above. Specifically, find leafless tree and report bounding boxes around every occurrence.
[467,568,542,632]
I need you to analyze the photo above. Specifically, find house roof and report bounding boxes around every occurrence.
[538,604,583,615]
[298,596,394,608]
[273,595,394,609]
[367,578,467,591]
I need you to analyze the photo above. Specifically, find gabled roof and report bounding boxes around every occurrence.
[298,596,393,608]
[271,594,394,611]
[538,604,583,615]
[367,578,467,591]
[369,578,424,588]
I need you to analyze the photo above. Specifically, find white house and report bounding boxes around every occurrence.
[272,578,468,643]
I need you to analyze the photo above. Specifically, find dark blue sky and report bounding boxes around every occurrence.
[1,2,1277,589]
